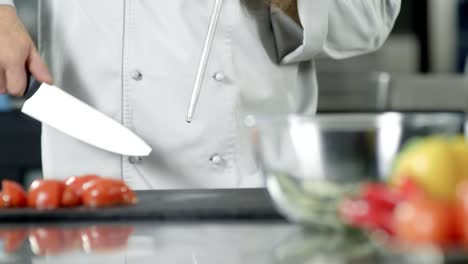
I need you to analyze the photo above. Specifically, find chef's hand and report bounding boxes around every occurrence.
[0,6,52,96]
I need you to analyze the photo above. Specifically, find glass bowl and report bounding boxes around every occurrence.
[250,112,464,229]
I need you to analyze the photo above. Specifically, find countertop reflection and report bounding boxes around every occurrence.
[0,221,458,264]
[0,221,295,264]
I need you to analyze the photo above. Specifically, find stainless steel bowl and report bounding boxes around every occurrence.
[251,112,464,228]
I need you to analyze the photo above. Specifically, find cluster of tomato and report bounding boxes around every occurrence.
[0,225,134,255]
[339,177,468,247]
[0,175,137,209]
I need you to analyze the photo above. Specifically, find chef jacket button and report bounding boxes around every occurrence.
[131,70,143,81]
[210,154,224,166]
[213,72,225,82]
[128,156,143,165]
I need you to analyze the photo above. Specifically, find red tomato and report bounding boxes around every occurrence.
[456,180,468,246]
[79,225,134,252]
[82,179,136,208]
[1,180,27,208]
[61,187,81,207]
[29,228,64,256]
[65,175,101,197]
[398,176,426,201]
[120,184,137,205]
[393,196,456,246]
[27,180,65,210]
[339,197,394,234]
[362,183,402,210]
[62,175,102,207]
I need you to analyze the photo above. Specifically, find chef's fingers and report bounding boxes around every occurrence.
[0,70,6,94]
[5,67,27,96]
[27,46,53,85]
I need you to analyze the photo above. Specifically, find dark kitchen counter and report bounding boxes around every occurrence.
[0,188,464,264]
[0,189,282,222]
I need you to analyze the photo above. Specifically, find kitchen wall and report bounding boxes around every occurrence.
[317,0,468,113]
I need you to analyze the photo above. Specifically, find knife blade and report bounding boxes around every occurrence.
[21,77,152,156]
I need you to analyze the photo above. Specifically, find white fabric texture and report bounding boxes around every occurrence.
[0,0,14,6]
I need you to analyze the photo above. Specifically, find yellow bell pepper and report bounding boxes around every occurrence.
[391,136,468,201]
[449,136,468,180]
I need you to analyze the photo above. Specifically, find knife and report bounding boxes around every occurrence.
[21,76,152,157]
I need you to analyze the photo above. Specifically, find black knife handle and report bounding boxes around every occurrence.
[24,74,42,99]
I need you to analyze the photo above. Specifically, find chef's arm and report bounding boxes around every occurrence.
[272,0,401,64]
[0,4,52,96]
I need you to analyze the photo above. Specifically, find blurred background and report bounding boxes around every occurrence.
[1,0,467,184]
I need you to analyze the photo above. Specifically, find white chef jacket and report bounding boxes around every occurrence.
[1,0,401,189]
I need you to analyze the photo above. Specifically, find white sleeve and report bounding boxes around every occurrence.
[271,0,401,64]
[0,0,14,7]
